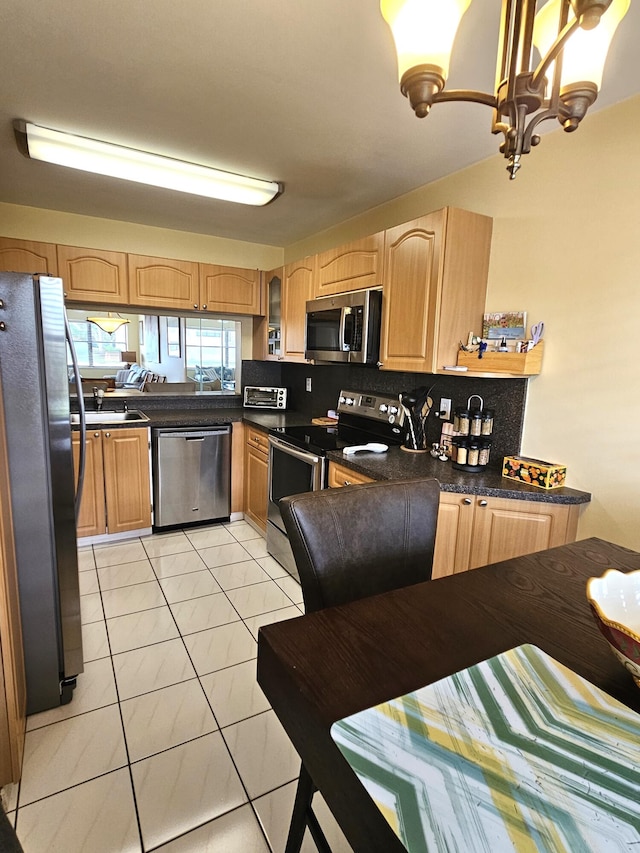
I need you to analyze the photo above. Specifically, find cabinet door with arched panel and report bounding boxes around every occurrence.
[0,238,57,276]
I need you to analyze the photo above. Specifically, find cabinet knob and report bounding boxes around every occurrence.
[104,432,111,438]
[463,497,472,505]
[202,303,207,310]
[478,499,488,507]
[343,480,352,486]
[194,304,198,309]
[376,361,383,368]
[94,432,100,438]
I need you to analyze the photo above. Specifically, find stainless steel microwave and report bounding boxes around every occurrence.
[243,386,287,409]
[305,288,382,364]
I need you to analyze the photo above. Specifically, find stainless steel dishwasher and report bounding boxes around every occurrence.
[152,426,231,528]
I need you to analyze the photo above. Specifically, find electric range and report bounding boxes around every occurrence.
[266,389,405,580]
[269,389,406,455]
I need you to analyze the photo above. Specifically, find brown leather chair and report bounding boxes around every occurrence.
[279,477,440,852]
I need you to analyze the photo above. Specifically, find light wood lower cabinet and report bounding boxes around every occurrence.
[432,492,581,579]
[73,427,152,538]
[328,462,375,488]
[243,426,269,532]
[326,465,581,581]
[0,391,26,786]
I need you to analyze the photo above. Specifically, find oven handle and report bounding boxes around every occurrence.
[268,434,322,466]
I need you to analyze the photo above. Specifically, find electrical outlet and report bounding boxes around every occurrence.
[439,397,452,420]
[305,377,312,392]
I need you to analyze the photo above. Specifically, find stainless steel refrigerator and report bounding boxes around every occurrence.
[0,272,84,714]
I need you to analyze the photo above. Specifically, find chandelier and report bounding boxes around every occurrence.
[87,313,130,334]
[380,0,629,178]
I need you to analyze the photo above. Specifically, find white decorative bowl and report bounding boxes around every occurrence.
[586,568,640,687]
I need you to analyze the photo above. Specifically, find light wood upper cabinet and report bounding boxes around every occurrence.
[0,238,57,275]
[57,245,128,304]
[282,257,314,362]
[314,232,384,297]
[128,254,200,311]
[380,207,493,373]
[199,264,261,315]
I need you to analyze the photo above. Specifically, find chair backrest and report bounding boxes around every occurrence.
[280,477,440,613]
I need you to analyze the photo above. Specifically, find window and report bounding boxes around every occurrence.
[67,314,129,368]
[185,318,239,390]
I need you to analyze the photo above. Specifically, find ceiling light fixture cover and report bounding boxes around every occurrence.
[381,0,629,178]
[86,313,130,334]
[14,121,283,206]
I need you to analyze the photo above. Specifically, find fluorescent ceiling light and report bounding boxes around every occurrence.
[14,120,282,206]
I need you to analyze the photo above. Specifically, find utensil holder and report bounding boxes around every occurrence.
[402,413,428,452]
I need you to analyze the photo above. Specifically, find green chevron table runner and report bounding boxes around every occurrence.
[330,644,640,852]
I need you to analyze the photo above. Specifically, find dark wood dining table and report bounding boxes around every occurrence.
[256,537,640,853]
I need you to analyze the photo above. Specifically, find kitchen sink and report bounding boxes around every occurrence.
[70,411,150,425]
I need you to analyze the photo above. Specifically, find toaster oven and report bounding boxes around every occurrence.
[243,386,287,409]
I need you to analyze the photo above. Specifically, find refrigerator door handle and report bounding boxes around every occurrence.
[64,310,86,517]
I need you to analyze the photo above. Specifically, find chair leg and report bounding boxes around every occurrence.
[285,764,332,853]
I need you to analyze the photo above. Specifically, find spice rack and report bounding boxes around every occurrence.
[456,340,544,376]
[451,395,493,473]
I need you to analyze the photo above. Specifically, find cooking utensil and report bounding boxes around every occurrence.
[399,392,419,449]
[342,443,388,455]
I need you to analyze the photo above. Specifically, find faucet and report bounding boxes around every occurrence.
[92,387,104,411]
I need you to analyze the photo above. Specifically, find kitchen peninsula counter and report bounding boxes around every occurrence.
[327,446,591,506]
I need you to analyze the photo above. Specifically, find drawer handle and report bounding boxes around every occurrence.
[479,499,488,507]
[463,497,472,505]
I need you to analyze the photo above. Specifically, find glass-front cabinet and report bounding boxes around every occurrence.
[265,269,282,360]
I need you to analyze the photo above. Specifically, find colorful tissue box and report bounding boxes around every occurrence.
[502,455,567,489]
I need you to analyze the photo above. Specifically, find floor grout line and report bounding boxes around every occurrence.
[14,523,303,852]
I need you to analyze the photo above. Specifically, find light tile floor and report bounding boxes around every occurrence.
[2,520,353,853]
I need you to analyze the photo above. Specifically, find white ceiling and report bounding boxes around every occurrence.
[1,1,638,247]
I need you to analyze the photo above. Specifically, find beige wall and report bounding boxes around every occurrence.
[287,95,640,550]
[0,202,283,270]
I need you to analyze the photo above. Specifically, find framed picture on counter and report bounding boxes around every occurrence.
[483,311,527,340]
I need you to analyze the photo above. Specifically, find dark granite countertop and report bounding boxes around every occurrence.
[71,405,590,506]
[326,446,591,505]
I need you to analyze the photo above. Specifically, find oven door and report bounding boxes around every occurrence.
[266,435,326,580]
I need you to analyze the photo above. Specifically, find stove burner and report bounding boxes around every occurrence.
[270,389,405,456]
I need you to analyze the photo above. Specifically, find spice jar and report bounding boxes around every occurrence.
[468,441,480,466]
[481,409,494,436]
[478,438,492,467]
[456,408,470,436]
[455,438,468,465]
[470,411,483,437]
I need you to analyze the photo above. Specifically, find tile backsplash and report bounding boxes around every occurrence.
[242,360,528,464]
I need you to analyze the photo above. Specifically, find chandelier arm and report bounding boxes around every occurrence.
[531,16,581,92]
[432,89,498,109]
[522,107,561,149]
